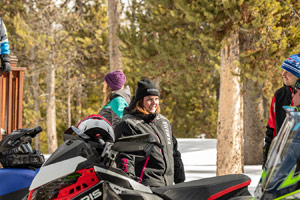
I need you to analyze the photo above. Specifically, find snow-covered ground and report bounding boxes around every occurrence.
[177,138,262,196]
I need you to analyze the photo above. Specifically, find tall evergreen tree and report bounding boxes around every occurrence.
[119,0,300,172]
[2,0,110,153]
[119,0,220,138]
[176,0,300,172]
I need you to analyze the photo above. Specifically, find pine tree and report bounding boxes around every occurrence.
[2,0,110,153]
[178,0,300,172]
[119,0,220,138]
[119,0,300,172]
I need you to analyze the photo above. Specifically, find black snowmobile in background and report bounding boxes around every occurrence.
[27,115,251,200]
[0,126,44,200]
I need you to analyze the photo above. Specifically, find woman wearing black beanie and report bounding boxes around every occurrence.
[115,79,185,187]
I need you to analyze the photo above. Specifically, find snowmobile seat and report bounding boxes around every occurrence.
[152,174,251,200]
[0,168,38,199]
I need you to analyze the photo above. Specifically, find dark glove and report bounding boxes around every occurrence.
[174,157,185,183]
[174,168,185,183]
[262,143,270,169]
[1,54,10,73]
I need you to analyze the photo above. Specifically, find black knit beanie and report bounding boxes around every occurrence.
[135,79,160,101]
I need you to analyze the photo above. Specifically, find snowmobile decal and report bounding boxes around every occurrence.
[279,166,300,189]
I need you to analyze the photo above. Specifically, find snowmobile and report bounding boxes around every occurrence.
[0,126,44,200]
[27,115,251,200]
[253,106,300,199]
[26,106,300,200]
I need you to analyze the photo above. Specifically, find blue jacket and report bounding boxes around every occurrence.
[98,85,131,129]
[0,18,10,55]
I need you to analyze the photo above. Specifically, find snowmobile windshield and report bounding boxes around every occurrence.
[255,106,300,199]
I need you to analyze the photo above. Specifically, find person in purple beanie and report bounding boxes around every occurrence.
[98,70,131,128]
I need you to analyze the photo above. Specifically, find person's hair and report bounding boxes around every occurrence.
[100,86,113,110]
[133,99,160,114]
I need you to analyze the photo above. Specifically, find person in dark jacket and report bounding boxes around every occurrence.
[263,53,300,167]
[292,78,300,107]
[98,70,131,129]
[115,79,185,187]
[0,17,10,73]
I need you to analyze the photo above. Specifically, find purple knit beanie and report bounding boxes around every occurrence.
[104,70,126,90]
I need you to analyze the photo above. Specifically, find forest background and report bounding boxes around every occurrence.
[1,0,300,173]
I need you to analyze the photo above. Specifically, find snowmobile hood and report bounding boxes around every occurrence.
[30,139,101,190]
[30,156,87,190]
[255,106,300,199]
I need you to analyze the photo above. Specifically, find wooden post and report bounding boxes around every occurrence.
[0,56,25,140]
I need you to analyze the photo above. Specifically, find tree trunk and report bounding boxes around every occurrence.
[32,67,40,150]
[46,64,58,153]
[107,0,123,71]
[75,78,82,124]
[240,33,265,165]
[243,81,264,164]
[66,68,71,128]
[31,47,41,150]
[217,31,244,175]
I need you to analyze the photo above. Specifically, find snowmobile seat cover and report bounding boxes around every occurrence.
[0,168,38,196]
[152,174,251,200]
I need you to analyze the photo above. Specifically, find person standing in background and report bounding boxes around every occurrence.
[0,17,10,73]
[263,53,300,167]
[98,70,131,129]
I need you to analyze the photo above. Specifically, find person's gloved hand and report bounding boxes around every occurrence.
[262,143,270,169]
[1,54,10,73]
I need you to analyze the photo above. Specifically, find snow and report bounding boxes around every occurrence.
[177,138,262,196]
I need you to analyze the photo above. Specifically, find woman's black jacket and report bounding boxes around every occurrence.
[115,111,185,187]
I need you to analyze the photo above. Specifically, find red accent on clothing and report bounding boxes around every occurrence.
[268,87,293,138]
[139,132,161,183]
[267,94,276,137]
[290,87,294,106]
[121,158,128,172]
[207,180,251,200]
[139,157,150,183]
